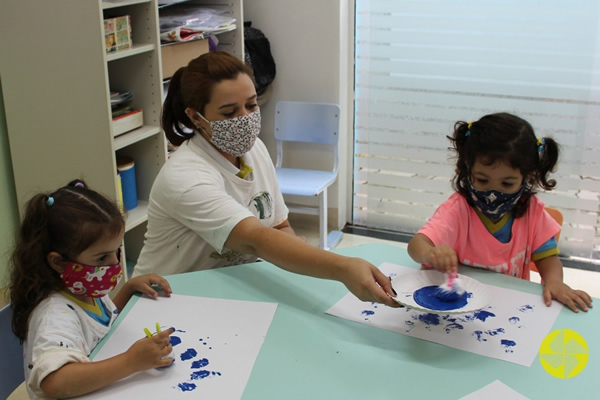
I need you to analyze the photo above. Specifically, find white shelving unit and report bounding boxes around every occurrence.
[0,0,167,278]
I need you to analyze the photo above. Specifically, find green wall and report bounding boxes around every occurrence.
[0,80,19,287]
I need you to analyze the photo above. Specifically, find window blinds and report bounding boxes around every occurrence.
[353,0,600,260]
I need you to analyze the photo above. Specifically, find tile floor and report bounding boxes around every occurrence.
[289,215,600,300]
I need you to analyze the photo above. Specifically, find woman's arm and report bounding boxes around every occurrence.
[535,255,592,312]
[226,217,398,306]
[40,329,174,398]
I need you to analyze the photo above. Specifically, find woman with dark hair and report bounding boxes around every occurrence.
[133,51,398,307]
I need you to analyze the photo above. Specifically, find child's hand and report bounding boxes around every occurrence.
[543,281,593,313]
[127,328,174,370]
[127,274,172,299]
[424,245,458,273]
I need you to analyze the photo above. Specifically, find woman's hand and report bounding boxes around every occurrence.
[126,328,175,371]
[542,280,593,313]
[126,274,172,299]
[423,245,458,274]
[338,258,400,307]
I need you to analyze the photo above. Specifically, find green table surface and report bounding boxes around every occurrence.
[99,243,598,399]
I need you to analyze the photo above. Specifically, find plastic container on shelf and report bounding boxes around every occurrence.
[116,156,138,210]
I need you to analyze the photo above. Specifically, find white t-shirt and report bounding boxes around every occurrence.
[132,135,288,276]
[24,292,118,400]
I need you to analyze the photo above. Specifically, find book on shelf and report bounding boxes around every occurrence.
[104,15,132,54]
[112,108,143,137]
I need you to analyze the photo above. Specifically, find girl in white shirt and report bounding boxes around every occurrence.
[9,180,173,399]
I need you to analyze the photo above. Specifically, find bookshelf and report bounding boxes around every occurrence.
[0,0,166,278]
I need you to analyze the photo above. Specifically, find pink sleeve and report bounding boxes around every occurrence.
[417,194,462,249]
[529,197,561,251]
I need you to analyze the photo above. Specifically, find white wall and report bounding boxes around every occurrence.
[244,0,354,229]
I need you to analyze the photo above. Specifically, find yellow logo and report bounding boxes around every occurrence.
[539,329,588,379]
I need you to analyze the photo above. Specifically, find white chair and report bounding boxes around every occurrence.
[274,101,343,250]
[1,304,25,399]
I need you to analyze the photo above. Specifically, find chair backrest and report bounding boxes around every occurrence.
[274,101,341,171]
[0,304,24,399]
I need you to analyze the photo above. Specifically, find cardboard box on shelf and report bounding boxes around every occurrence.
[161,38,209,80]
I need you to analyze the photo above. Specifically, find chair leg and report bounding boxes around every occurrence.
[319,190,327,249]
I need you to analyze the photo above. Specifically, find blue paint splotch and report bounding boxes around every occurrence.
[444,323,464,334]
[413,286,469,311]
[518,305,534,313]
[190,370,223,380]
[484,328,505,336]
[361,310,375,321]
[473,330,487,342]
[501,339,517,353]
[177,382,196,392]
[191,358,209,369]
[180,348,198,361]
[417,313,441,330]
[472,310,496,322]
[404,320,415,332]
[170,336,182,346]
[508,316,520,324]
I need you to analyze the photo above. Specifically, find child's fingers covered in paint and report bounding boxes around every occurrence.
[128,328,175,370]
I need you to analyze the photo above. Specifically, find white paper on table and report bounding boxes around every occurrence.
[326,262,562,367]
[459,380,530,400]
[74,294,278,399]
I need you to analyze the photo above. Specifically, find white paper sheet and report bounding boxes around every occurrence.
[459,380,530,400]
[74,294,277,399]
[326,262,562,367]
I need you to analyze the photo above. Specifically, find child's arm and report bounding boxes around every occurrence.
[535,255,593,313]
[39,328,174,399]
[407,233,458,273]
[112,274,172,311]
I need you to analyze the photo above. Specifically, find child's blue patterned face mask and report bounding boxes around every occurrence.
[468,181,526,220]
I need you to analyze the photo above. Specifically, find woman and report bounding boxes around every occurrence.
[133,51,397,307]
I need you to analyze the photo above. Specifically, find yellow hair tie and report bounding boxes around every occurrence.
[537,137,543,146]
[467,121,473,129]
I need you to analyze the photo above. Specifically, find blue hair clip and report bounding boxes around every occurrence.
[537,138,546,153]
[465,121,473,137]
[46,196,54,207]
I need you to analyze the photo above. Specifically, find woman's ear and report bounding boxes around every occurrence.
[47,252,68,274]
[185,107,203,127]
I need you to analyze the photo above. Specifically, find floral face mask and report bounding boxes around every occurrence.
[196,109,261,157]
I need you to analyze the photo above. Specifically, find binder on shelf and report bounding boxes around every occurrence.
[112,109,143,137]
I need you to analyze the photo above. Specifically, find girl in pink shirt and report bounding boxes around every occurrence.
[408,112,592,313]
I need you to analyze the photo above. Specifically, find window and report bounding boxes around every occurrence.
[353,0,600,261]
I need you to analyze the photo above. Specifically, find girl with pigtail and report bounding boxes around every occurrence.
[9,180,174,399]
[408,112,592,313]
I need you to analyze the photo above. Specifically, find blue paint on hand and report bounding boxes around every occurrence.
[413,286,469,311]
[180,348,198,361]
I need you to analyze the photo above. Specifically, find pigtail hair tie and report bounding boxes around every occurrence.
[537,138,546,153]
[74,182,85,188]
[465,121,473,137]
[46,196,55,207]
